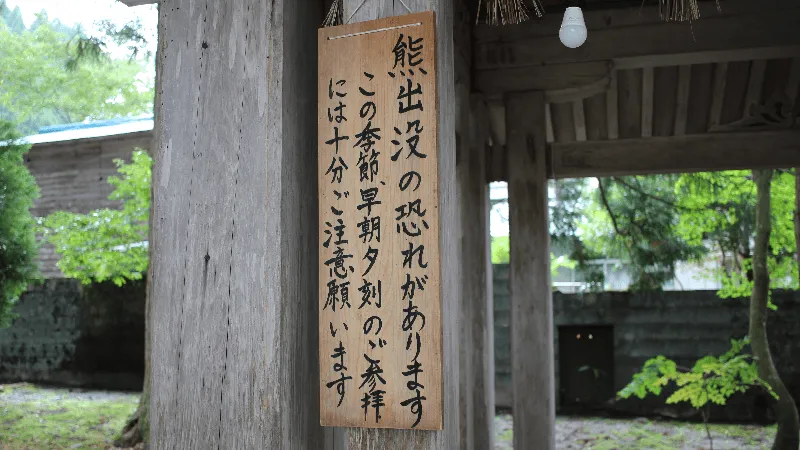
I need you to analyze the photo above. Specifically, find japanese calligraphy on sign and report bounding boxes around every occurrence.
[318,12,442,431]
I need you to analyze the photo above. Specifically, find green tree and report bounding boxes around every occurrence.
[40,150,150,285]
[749,170,799,449]
[40,150,151,447]
[619,338,775,450]
[675,170,798,298]
[0,1,25,34]
[580,175,706,291]
[0,15,153,133]
[618,170,799,450]
[0,121,40,327]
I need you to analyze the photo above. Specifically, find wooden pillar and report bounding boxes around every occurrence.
[150,1,325,448]
[342,1,462,448]
[464,95,494,449]
[506,91,555,449]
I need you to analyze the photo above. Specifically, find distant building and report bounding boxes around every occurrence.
[22,116,153,278]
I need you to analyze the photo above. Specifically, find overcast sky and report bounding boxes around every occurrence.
[5,0,158,57]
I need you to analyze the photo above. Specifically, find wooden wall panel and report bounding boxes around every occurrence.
[652,66,678,137]
[686,63,714,134]
[617,69,642,139]
[720,61,752,124]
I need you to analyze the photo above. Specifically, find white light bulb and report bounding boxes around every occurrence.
[559,7,587,49]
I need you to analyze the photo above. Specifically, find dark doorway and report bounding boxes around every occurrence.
[558,325,615,410]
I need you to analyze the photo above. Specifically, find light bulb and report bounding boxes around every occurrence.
[559,7,587,49]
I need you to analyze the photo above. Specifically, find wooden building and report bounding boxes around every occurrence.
[119,0,800,448]
[24,119,152,277]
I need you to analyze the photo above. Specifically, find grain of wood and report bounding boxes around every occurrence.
[708,62,729,130]
[150,1,325,448]
[786,58,800,102]
[551,102,575,143]
[550,130,800,179]
[583,93,607,141]
[466,94,494,450]
[743,59,767,117]
[545,103,554,143]
[341,0,460,448]
[318,12,442,431]
[720,61,752,125]
[473,4,800,69]
[651,66,677,137]
[618,69,642,139]
[686,64,714,135]
[641,67,654,138]
[506,90,555,450]
[606,71,619,139]
[572,99,587,142]
[674,65,692,136]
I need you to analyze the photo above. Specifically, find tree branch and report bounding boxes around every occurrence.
[597,178,626,236]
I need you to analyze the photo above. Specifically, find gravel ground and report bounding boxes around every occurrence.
[1,384,776,449]
[1,383,134,404]
[495,414,775,449]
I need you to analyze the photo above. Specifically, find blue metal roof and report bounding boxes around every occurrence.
[37,115,154,134]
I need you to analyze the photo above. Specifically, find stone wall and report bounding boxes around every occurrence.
[494,264,800,422]
[0,278,145,390]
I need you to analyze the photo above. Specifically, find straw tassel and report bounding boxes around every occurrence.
[658,0,721,23]
[476,0,544,26]
[323,0,343,27]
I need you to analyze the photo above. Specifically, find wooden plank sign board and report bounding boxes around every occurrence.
[318,11,442,431]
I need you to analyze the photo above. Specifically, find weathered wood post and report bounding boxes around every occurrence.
[150,1,326,448]
[506,91,555,449]
[339,0,463,448]
[462,95,494,449]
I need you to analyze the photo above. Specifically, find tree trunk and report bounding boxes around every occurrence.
[114,288,150,448]
[750,169,800,450]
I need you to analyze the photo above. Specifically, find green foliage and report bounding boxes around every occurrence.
[490,235,576,278]
[675,170,797,305]
[40,150,151,286]
[0,121,41,327]
[619,338,777,410]
[580,175,707,291]
[0,13,154,133]
[491,235,509,264]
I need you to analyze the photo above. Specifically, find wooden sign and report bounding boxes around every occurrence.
[318,11,442,430]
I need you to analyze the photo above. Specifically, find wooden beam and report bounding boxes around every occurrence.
[614,45,800,70]
[572,100,587,142]
[786,58,800,101]
[545,103,555,143]
[743,60,768,117]
[549,130,800,179]
[466,94,494,450]
[606,71,619,139]
[506,91,555,449]
[641,67,654,138]
[342,0,461,448]
[674,65,692,136]
[474,4,800,70]
[457,82,474,450]
[708,63,729,130]
[150,0,324,448]
[474,61,612,95]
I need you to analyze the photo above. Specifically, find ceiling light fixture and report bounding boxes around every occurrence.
[559,6,587,48]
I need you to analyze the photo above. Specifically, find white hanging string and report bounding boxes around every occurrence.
[328,22,422,40]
